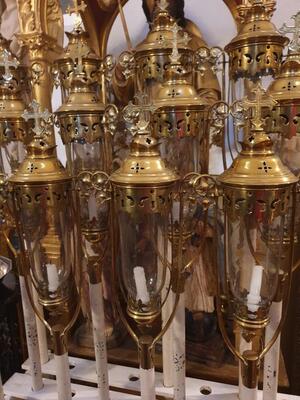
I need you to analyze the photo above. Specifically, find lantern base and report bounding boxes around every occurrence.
[8,354,296,400]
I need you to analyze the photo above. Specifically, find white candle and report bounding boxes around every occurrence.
[46,263,60,292]
[134,266,150,304]
[172,201,180,222]
[88,195,97,220]
[247,265,263,313]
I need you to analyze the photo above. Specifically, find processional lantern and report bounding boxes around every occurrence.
[54,4,113,398]
[0,36,31,175]
[225,0,288,97]
[9,101,80,400]
[114,0,192,101]
[110,97,182,400]
[216,84,298,396]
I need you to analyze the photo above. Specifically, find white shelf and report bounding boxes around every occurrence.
[17,355,300,399]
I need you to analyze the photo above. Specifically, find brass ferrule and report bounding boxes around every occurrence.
[241,350,260,389]
[52,326,67,356]
[139,335,154,370]
[273,273,285,303]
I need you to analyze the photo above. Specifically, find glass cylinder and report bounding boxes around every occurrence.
[113,184,174,321]
[222,186,294,320]
[13,181,77,305]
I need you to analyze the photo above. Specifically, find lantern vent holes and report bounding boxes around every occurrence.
[71,391,76,397]
[200,386,212,395]
[131,163,145,173]
[27,163,38,173]
[146,138,152,145]
[258,161,272,173]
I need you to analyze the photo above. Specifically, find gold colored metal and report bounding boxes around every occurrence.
[16,0,64,146]
[225,0,288,80]
[241,350,260,389]
[0,37,32,148]
[220,85,298,187]
[266,12,300,137]
[139,335,154,370]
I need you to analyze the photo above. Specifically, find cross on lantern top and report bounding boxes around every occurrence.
[68,40,90,74]
[169,23,190,64]
[280,12,300,54]
[123,92,156,134]
[66,0,87,29]
[241,83,277,131]
[0,49,19,82]
[22,100,51,137]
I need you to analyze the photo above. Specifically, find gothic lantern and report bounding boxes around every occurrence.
[110,100,181,400]
[9,102,80,400]
[266,11,300,273]
[216,86,298,392]
[225,0,288,95]
[114,0,192,101]
[0,36,32,175]
[152,23,210,175]
[266,12,300,170]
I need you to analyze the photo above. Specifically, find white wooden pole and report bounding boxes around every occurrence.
[19,275,43,391]
[0,374,4,400]
[54,352,72,400]
[173,292,186,400]
[140,367,155,400]
[89,280,110,400]
[263,300,282,400]
[32,284,49,364]
[162,271,173,388]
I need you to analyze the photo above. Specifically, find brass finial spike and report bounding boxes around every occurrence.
[123,92,156,134]
[22,100,51,137]
[0,49,19,82]
[66,0,87,29]
[241,83,277,131]
[280,12,300,53]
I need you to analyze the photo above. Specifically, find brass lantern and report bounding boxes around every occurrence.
[216,85,298,392]
[110,98,181,399]
[0,36,32,175]
[225,0,288,98]
[113,0,192,102]
[9,102,80,400]
[152,22,210,175]
[266,12,300,171]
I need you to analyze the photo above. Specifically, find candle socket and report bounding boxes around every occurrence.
[139,335,154,370]
[241,350,260,389]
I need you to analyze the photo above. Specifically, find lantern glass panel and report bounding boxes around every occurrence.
[117,209,170,308]
[223,187,293,316]
[16,184,77,303]
[66,139,105,176]
[1,141,26,176]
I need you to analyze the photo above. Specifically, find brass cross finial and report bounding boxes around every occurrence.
[0,49,19,82]
[241,83,277,131]
[123,92,156,134]
[169,23,190,64]
[68,40,90,74]
[280,12,300,53]
[67,0,87,29]
[22,100,51,137]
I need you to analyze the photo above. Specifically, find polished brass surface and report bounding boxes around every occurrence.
[241,350,260,389]
[139,335,154,370]
[219,85,298,187]
[225,0,288,80]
